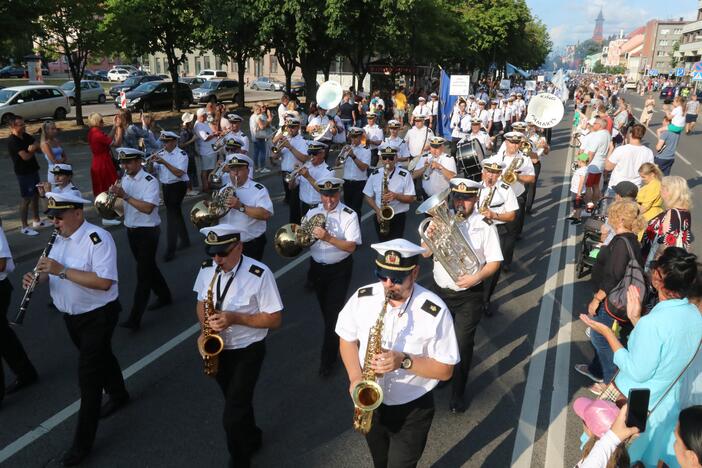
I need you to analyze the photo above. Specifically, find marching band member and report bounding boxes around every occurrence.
[413,137,457,199]
[110,148,171,330]
[306,177,362,377]
[515,93,527,122]
[0,222,38,407]
[307,107,337,150]
[336,239,459,468]
[219,137,246,187]
[450,99,471,156]
[152,131,190,262]
[478,161,519,316]
[23,192,128,466]
[422,179,502,413]
[525,120,550,214]
[193,224,282,468]
[486,100,504,145]
[477,100,489,132]
[295,142,334,217]
[383,120,411,166]
[222,113,249,155]
[412,96,431,124]
[466,118,492,152]
[219,155,274,262]
[428,92,440,132]
[38,164,82,198]
[404,115,434,168]
[272,117,309,224]
[467,95,478,115]
[363,114,384,168]
[342,127,371,219]
[194,108,220,193]
[363,147,416,241]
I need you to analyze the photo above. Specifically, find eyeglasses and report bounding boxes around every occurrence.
[375,269,406,285]
[209,245,236,258]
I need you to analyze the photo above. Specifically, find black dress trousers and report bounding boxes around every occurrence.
[162,181,189,255]
[242,233,267,262]
[484,223,511,304]
[343,179,366,220]
[126,226,171,325]
[373,211,407,243]
[525,160,541,213]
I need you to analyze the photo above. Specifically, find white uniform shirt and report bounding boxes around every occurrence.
[335,283,460,405]
[332,115,346,144]
[309,114,333,141]
[363,166,415,214]
[404,126,434,157]
[479,183,519,225]
[412,104,430,120]
[52,183,83,198]
[193,256,283,350]
[0,226,15,281]
[306,202,362,264]
[467,131,491,149]
[417,153,457,197]
[488,108,504,123]
[122,169,161,228]
[299,161,334,205]
[429,100,439,117]
[450,112,471,139]
[433,210,503,291]
[277,103,288,127]
[219,179,274,242]
[194,121,216,157]
[363,124,384,150]
[343,145,371,181]
[477,109,489,129]
[280,134,309,173]
[154,148,189,184]
[384,136,411,161]
[48,221,119,314]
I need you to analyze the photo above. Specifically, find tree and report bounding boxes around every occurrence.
[36,0,108,125]
[259,1,299,95]
[105,0,202,111]
[670,41,680,68]
[574,39,602,62]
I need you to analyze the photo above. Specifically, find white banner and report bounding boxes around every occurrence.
[449,75,471,96]
[525,80,536,91]
[499,79,511,90]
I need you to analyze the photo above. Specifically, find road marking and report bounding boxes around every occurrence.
[0,211,374,463]
[510,138,573,467]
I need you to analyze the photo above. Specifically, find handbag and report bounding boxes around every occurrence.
[604,236,647,322]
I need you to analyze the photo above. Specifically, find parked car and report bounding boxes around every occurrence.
[157,74,170,80]
[624,80,636,90]
[196,69,228,80]
[107,67,132,82]
[84,70,107,81]
[179,77,206,89]
[109,75,162,99]
[118,81,193,111]
[250,77,284,91]
[192,79,239,104]
[95,70,109,81]
[0,85,71,124]
[0,66,26,78]
[659,86,676,103]
[60,80,106,105]
[286,80,309,96]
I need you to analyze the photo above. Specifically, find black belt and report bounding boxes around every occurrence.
[435,282,484,296]
[311,254,353,269]
[127,225,159,232]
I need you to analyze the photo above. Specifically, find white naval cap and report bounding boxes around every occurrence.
[225,113,243,123]
[347,126,364,136]
[115,147,146,160]
[449,178,481,197]
[224,136,244,148]
[226,153,253,168]
[481,158,506,172]
[159,130,179,140]
[45,191,92,215]
[285,116,301,125]
[199,224,241,255]
[511,121,527,130]
[316,176,344,193]
[417,96,426,101]
[372,239,426,277]
[387,119,401,128]
[50,163,73,174]
[503,131,525,142]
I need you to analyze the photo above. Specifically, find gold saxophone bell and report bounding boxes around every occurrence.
[198,333,224,358]
[379,205,395,221]
[352,380,384,412]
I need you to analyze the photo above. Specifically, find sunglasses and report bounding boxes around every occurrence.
[375,269,406,285]
[380,154,396,160]
[208,244,236,258]
[47,215,63,220]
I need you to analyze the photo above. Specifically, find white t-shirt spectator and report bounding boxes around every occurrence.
[607,144,654,188]
[671,106,686,128]
[581,129,610,173]
[570,166,587,194]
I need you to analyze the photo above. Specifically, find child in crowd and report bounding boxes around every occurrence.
[568,153,589,225]
[573,397,635,468]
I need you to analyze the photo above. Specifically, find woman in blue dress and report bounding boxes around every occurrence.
[580,247,702,467]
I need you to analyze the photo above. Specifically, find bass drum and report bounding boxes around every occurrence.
[455,138,486,182]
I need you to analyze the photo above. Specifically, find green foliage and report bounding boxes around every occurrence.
[575,39,602,61]
[592,61,625,75]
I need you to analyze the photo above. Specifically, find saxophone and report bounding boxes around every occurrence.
[352,291,391,434]
[501,156,524,185]
[378,164,395,235]
[479,186,497,225]
[198,266,225,377]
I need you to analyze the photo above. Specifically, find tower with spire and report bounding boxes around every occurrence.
[592,8,604,43]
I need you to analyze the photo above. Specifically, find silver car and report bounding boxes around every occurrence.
[60,80,107,105]
[250,77,284,91]
[0,85,71,124]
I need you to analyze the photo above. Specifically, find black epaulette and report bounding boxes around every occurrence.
[145,175,154,182]
[491,202,504,208]
[358,287,374,297]
[343,206,354,215]
[501,183,510,190]
[249,264,264,277]
[398,169,407,177]
[371,168,379,175]
[201,258,213,269]
[254,183,264,190]
[89,232,102,245]
[421,299,440,316]
[326,165,333,171]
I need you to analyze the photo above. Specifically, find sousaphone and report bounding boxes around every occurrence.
[525,93,565,129]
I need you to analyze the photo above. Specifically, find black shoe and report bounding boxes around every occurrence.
[148,297,173,311]
[162,252,175,263]
[449,398,466,414]
[571,218,582,225]
[100,394,130,419]
[5,375,38,395]
[60,447,89,467]
[119,320,140,331]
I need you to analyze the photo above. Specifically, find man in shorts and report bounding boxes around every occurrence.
[581,117,610,206]
[685,93,699,135]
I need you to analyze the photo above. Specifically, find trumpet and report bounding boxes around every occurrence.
[335,145,353,167]
[211,132,230,152]
[142,149,164,173]
[422,155,437,181]
[271,134,289,155]
[284,165,304,184]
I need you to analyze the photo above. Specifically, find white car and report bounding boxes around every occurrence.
[624,80,637,90]
[0,85,71,124]
[107,67,132,82]
[196,69,228,80]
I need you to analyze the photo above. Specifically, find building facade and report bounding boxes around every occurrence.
[640,18,687,73]
[677,1,702,72]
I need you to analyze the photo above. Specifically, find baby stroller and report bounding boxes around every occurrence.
[575,197,611,278]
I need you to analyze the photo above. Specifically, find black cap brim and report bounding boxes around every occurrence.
[205,242,236,256]
[376,266,412,283]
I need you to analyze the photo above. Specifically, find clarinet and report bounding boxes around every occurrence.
[12,229,59,325]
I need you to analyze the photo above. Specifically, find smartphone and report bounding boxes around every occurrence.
[626,388,650,432]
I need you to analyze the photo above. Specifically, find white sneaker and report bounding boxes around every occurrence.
[186,190,199,197]
[101,219,122,226]
[21,227,39,236]
[32,220,48,228]
[260,167,271,174]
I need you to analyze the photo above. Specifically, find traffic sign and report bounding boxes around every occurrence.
[693,62,702,73]
[692,71,702,81]
[676,67,685,77]
[648,69,659,76]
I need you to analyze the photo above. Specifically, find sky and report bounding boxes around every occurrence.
[526,0,699,49]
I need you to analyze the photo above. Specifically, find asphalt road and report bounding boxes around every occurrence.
[0,98,696,467]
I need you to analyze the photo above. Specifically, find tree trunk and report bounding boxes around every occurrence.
[300,60,318,108]
[66,57,83,126]
[165,48,180,111]
[323,66,330,81]
[237,56,246,108]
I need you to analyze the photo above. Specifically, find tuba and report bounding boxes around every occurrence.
[273,213,326,258]
[416,187,480,283]
[94,180,124,220]
[378,164,395,235]
[198,265,224,376]
[352,290,391,434]
[190,185,236,229]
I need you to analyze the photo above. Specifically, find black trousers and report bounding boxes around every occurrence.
[365,391,435,468]
[433,281,484,402]
[243,233,267,262]
[0,278,37,403]
[515,193,527,236]
[283,174,302,225]
[370,149,379,169]
[485,223,511,303]
[343,179,366,219]
[215,340,266,467]
[450,137,461,157]
[525,161,541,213]
[63,300,127,451]
[373,211,406,242]
[309,256,353,367]
[125,226,171,325]
[162,181,189,255]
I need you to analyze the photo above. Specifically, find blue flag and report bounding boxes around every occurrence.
[438,70,457,140]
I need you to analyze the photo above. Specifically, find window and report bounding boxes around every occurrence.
[183,58,190,75]
[195,58,202,74]
[674,28,682,34]
[659,40,668,46]
[254,58,263,77]
[204,56,211,69]
[660,29,670,35]
[270,55,278,74]
[51,89,63,97]
[155,60,161,74]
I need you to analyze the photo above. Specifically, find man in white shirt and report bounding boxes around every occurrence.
[604,124,654,195]
[383,120,411,166]
[412,137,457,199]
[364,113,384,168]
[294,142,334,216]
[342,128,371,218]
[487,100,504,145]
[581,117,611,204]
[194,108,220,193]
[412,96,430,124]
[277,94,290,128]
[450,99,471,156]
[428,92,440,132]
[272,117,308,224]
[404,116,434,163]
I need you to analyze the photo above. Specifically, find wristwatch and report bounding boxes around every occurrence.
[401,353,413,370]
[59,268,68,280]
[238,204,246,213]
